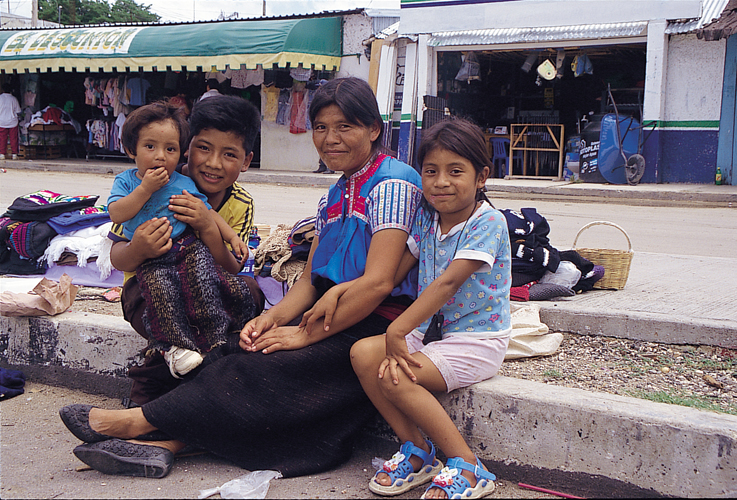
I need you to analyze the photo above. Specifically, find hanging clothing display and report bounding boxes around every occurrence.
[231,66,264,89]
[276,88,291,126]
[126,77,151,106]
[289,90,307,134]
[262,86,280,123]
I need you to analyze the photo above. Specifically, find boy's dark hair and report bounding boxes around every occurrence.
[121,100,189,156]
[206,79,221,91]
[308,77,384,152]
[417,118,493,206]
[188,95,260,154]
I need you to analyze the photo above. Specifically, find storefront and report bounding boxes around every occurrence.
[374,0,730,184]
[0,15,350,170]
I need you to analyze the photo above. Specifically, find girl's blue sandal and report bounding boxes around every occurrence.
[420,456,496,499]
[369,440,444,496]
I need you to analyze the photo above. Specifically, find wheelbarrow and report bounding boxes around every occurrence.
[603,84,656,185]
[579,85,656,185]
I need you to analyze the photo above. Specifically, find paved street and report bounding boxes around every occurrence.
[1,381,559,499]
[2,166,737,256]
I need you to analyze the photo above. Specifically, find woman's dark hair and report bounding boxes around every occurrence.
[121,100,189,156]
[308,77,384,151]
[417,118,493,206]
[188,95,261,154]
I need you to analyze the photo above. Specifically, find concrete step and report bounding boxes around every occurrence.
[2,311,735,497]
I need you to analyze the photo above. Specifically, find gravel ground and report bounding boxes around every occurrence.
[69,286,737,416]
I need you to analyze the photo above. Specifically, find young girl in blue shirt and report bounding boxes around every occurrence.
[350,118,512,499]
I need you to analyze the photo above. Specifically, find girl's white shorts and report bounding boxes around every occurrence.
[406,330,509,392]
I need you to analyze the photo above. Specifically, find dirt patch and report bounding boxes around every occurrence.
[499,333,737,415]
[67,286,125,317]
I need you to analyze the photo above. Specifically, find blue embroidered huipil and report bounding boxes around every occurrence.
[312,154,422,300]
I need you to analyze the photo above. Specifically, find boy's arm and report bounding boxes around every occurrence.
[108,168,169,223]
[109,218,173,271]
[215,214,238,243]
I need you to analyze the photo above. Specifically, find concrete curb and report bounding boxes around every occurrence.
[442,377,737,498]
[483,183,737,206]
[538,305,737,348]
[2,312,735,497]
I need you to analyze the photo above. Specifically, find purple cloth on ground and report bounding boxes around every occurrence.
[255,276,288,310]
[44,262,124,288]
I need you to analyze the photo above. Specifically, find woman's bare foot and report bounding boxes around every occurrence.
[88,407,156,439]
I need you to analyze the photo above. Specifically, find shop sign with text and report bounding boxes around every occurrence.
[1,27,144,57]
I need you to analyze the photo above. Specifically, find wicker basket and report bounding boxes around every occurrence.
[572,221,633,290]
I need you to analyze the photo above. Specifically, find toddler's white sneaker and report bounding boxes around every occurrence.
[163,346,203,378]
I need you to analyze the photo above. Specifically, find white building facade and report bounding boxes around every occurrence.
[374,0,734,184]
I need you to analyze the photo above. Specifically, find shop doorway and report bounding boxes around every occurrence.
[435,44,647,178]
[22,70,265,165]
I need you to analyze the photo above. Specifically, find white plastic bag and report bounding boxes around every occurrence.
[198,470,282,499]
[455,52,481,82]
[539,261,581,289]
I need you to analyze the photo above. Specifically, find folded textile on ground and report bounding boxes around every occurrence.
[502,207,561,284]
[506,303,563,359]
[3,190,98,222]
[42,222,114,280]
[47,206,110,235]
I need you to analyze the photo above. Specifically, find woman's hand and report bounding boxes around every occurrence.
[379,330,423,384]
[247,325,310,354]
[299,281,352,334]
[239,313,276,350]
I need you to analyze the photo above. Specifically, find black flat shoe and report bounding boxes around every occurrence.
[73,438,174,478]
[60,404,172,443]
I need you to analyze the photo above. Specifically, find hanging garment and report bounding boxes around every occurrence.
[289,90,307,134]
[276,89,291,126]
[262,86,280,123]
[289,68,312,82]
[126,77,151,106]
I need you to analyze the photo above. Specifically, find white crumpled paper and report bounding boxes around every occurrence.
[0,274,78,317]
[198,470,282,499]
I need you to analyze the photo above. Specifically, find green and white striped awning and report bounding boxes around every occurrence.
[0,17,342,73]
